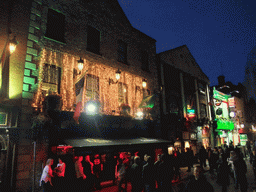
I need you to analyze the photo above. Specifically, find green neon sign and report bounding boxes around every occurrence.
[213,87,230,102]
[217,119,234,130]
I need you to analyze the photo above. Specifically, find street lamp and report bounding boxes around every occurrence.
[77,57,84,71]
[9,36,18,54]
[142,79,147,88]
[109,69,121,85]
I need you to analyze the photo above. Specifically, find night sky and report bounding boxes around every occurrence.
[118,0,256,86]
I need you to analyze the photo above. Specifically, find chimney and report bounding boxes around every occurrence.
[218,75,225,86]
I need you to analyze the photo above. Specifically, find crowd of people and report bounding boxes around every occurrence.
[39,143,253,192]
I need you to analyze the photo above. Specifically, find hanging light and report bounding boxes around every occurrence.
[115,69,121,80]
[142,79,147,88]
[9,36,18,54]
[77,57,84,71]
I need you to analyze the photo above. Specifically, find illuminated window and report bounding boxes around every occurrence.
[118,83,128,104]
[87,26,100,54]
[117,40,127,64]
[141,51,149,72]
[43,64,61,94]
[86,74,99,100]
[45,9,65,43]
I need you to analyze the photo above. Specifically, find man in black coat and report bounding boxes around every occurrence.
[183,166,214,192]
[142,156,156,192]
[130,156,143,192]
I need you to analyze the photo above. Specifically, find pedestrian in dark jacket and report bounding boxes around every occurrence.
[130,156,143,192]
[142,156,155,192]
[158,154,173,192]
[183,166,214,192]
[210,147,219,172]
[173,148,181,181]
[250,149,256,180]
[186,148,194,172]
[216,155,230,192]
[233,152,248,192]
[198,146,207,168]
[207,147,213,173]
[154,154,161,189]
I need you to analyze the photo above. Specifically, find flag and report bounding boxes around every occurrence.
[73,76,85,123]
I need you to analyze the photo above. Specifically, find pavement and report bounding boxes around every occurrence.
[94,157,256,192]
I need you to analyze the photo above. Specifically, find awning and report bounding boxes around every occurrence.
[139,94,157,108]
[64,137,171,152]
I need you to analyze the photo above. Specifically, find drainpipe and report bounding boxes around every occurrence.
[32,141,36,192]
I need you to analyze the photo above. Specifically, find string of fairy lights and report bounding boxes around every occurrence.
[32,48,151,116]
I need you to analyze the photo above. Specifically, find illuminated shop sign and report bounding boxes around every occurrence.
[217,119,234,130]
[213,87,230,102]
[228,97,235,107]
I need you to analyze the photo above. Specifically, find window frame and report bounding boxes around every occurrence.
[87,25,101,55]
[45,8,66,43]
[118,82,128,104]
[86,74,99,100]
[117,40,128,64]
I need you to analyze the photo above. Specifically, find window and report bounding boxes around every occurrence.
[141,51,149,72]
[86,74,99,100]
[43,64,61,94]
[118,83,128,104]
[45,9,65,43]
[87,26,100,54]
[200,103,207,118]
[117,40,127,64]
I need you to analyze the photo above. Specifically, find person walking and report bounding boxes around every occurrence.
[186,148,194,172]
[183,165,214,192]
[173,148,181,182]
[157,154,173,192]
[40,158,54,192]
[250,149,256,180]
[82,155,94,190]
[142,156,155,192]
[207,147,213,173]
[74,156,86,192]
[92,154,103,190]
[233,151,248,192]
[130,156,143,192]
[216,154,230,192]
[54,158,66,191]
[154,154,161,190]
[115,158,126,192]
[210,147,219,173]
[198,146,207,168]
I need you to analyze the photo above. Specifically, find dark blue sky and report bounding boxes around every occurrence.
[118,0,256,86]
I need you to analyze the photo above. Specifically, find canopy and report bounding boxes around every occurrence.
[139,94,157,109]
[64,137,171,154]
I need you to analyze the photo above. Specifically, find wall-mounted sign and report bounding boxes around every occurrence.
[182,131,190,140]
[217,119,234,130]
[228,97,235,108]
[213,87,230,102]
[240,134,247,146]
[190,133,197,140]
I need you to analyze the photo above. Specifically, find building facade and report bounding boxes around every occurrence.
[212,75,251,147]
[0,0,161,191]
[157,45,212,154]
